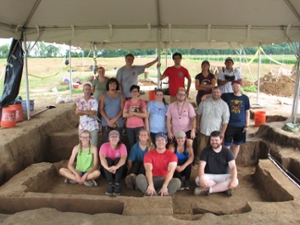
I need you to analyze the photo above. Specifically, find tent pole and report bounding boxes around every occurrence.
[22,33,30,120]
[291,59,300,123]
[256,46,261,104]
[69,43,72,99]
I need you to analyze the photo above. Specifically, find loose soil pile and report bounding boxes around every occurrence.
[255,73,295,97]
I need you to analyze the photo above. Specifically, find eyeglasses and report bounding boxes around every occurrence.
[131,90,139,93]
[156,94,163,96]
[80,136,90,139]
[177,93,186,97]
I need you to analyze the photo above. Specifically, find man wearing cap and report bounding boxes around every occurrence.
[75,83,99,148]
[158,52,192,103]
[217,57,242,94]
[116,53,158,100]
[195,86,230,165]
[221,80,250,158]
[135,132,181,196]
[194,131,238,196]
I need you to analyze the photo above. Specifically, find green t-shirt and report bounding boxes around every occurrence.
[76,148,94,172]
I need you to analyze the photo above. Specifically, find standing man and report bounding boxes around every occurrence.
[217,57,242,93]
[75,83,99,147]
[221,80,250,158]
[135,132,181,196]
[195,86,230,165]
[194,131,238,196]
[99,78,125,143]
[159,52,191,103]
[166,87,196,146]
[116,53,158,100]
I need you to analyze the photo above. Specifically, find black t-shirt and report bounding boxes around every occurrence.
[200,146,234,174]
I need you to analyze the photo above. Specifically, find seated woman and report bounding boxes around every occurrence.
[59,130,100,187]
[99,130,127,196]
[123,85,148,150]
[169,131,194,190]
[125,128,155,190]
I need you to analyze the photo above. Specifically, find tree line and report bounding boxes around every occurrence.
[0,42,294,58]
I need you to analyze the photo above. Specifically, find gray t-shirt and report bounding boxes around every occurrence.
[197,97,229,136]
[116,65,145,98]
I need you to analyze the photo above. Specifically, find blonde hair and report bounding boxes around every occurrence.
[78,130,91,155]
[177,87,186,94]
[139,128,155,150]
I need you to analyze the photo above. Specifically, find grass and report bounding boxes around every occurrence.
[242,85,257,93]
[0,56,294,104]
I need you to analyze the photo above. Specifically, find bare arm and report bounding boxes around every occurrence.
[220,123,228,138]
[67,145,81,177]
[144,163,156,195]
[144,57,158,68]
[196,114,201,134]
[217,79,230,86]
[75,107,96,116]
[166,116,173,139]
[197,160,209,188]
[159,162,177,196]
[228,160,238,189]
[186,77,191,94]
[180,145,194,170]
[243,109,250,132]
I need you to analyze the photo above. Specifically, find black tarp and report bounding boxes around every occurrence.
[0,39,24,118]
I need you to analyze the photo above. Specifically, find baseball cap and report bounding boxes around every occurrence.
[225,57,234,64]
[231,80,242,86]
[109,130,120,137]
[175,131,186,139]
[155,132,168,141]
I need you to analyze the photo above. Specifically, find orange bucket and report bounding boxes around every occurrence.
[9,104,23,122]
[1,108,16,128]
[149,90,156,101]
[254,111,266,127]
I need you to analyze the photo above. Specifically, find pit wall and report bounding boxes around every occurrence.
[0,103,78,185]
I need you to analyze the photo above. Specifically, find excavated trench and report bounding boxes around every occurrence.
[0,104,299,219]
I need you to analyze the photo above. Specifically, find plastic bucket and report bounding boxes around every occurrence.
[9,104,23,122]
[254,111,266,127]
[1,108,16,128]
[149,90,156,101]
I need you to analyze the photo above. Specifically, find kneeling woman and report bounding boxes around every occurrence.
[99,130,127,196]
[59,130,100,187]
[169,131,194,190]
[125,129,155,190]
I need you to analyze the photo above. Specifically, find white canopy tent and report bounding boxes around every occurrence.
[0,0,300,120]
[0,0,299,49]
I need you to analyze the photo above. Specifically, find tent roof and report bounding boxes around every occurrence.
[0,0,299,49]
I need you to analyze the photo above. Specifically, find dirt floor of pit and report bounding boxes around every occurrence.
[35,164,264,217]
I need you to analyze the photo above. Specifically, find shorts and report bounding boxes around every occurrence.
[224,125,246,146]
[195,174,239,186]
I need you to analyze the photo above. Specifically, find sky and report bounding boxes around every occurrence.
[0,38,12,46]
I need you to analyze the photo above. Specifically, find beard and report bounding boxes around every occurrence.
[211,143,221,149]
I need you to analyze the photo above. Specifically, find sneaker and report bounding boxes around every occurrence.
[184,180,190,190]
[106,183,114,196]
[113,184,121,196]
[84,180,97,187]
[180,181,185,190]
[64,178,77,185]
[194,187,209,196]
[125,175,134,190]
[226,189,233,196]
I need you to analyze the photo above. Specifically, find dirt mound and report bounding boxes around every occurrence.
[255,73,295,97]
[243,79,252,88]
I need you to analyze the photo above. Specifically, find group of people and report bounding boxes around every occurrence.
[59,52,250,197]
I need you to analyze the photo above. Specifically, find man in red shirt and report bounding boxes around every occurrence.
[158,52,191,103]
[136,132,181,196]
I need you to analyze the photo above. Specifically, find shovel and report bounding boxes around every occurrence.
[30,105,56,118]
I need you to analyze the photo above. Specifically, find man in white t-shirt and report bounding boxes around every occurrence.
[217,57,242,93]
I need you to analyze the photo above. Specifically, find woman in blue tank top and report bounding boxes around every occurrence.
[169,131,194,190]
